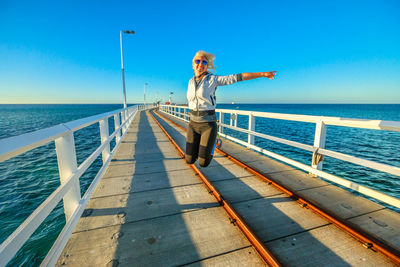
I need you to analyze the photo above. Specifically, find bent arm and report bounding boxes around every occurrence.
[241,71,277,81]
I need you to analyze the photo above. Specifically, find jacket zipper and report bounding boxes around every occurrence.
[195,80,199,111]
[194,73,209,111]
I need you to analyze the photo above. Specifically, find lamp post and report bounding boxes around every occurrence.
[120,30,135,108]
[144,82,148,106]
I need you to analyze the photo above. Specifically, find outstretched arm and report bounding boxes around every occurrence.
[214,71,277,86]
[241,71,277,81]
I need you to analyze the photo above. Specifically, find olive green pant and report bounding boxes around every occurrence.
[185,121,218,167]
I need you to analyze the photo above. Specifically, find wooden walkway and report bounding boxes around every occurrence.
[56,110,400,266]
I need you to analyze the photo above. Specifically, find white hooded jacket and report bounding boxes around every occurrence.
[186,73,242,112]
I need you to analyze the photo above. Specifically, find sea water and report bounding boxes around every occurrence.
[1,104,399,266]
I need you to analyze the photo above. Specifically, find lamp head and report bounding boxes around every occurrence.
[123,30,135,35]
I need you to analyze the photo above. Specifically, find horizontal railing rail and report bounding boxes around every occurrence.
[0,103,155,266]
[159,104,400,209]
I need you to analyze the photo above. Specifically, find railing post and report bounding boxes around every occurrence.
[99,118,111,164]
[124,110,128,133]
[127,108,132,124]
[55,131,81,222]
[230,113,237,127]
[234,113,238,127]
[248,113,255,147]
[124,109,128,125]
[114,114,121,144]
[121,111,126,134]
[311,120,327,174]
[219,112,224,133]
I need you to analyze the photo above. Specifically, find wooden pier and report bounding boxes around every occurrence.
[56,110,400,266]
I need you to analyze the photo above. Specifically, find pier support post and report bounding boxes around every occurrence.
[99,118,111,164]
[248,113,255,148]
[311,120,327,176]
[55,132,81,222]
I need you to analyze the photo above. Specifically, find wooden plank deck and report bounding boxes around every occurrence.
[56,109,399,266]
[56,110,264,266]
[151,109,399,266]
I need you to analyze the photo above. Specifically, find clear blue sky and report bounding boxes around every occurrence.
[1,0,399,104]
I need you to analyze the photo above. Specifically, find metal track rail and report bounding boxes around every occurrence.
[154,109,400,266]
[149,110,281,267]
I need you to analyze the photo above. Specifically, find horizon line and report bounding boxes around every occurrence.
[0,103,399,105]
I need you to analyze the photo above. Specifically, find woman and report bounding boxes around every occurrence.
[186,50,276,167]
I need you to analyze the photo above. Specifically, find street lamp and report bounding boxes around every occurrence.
[144,82,148,106]
[120,30,135,108]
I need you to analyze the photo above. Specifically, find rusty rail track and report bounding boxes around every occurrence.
[149,110,281,266]
[153,109,400,266]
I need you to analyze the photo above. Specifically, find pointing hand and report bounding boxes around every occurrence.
[264,71,277,80]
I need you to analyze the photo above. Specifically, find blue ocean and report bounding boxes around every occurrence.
[1,104,399,266]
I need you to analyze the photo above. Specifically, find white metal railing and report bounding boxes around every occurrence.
[159,104,400,209]
[0,104,154,266]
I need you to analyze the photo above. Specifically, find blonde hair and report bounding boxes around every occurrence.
[193,50,216,72]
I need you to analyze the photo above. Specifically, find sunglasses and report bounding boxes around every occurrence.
[194,59,208,65]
